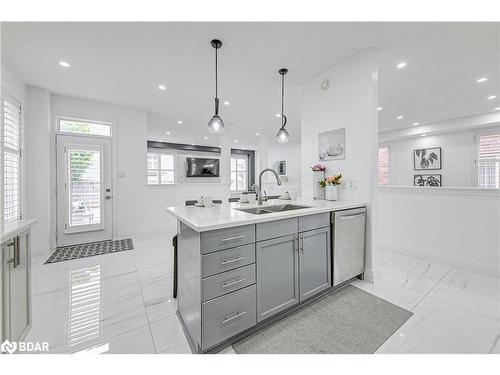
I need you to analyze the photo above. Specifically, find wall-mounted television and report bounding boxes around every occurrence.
[186,157,220,177]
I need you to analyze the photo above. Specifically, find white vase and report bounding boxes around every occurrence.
[312,171,325,200]
[325,185,338,201]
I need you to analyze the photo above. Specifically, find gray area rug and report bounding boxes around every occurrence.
[233,285,413,354]
[44,239,134,264]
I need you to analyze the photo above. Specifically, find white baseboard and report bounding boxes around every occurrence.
[380,242,499,278]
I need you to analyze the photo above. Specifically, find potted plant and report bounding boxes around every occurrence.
[321,174,342,201]
[311,164,326,200]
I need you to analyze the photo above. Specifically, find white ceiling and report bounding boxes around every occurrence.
[2,22,498,139]
[378,24,499,132]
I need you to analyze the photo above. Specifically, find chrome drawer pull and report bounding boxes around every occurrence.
[220,235,245,243]
[221,311,246,325]
[220,256,246,265]
[221,278,245,289]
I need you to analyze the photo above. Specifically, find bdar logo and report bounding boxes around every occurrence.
[1,340,18,354]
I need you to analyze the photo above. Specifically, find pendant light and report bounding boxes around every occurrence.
[276,68,290,143]
[208,39,224,134]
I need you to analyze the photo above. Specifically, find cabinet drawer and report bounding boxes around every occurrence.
[256,217,298,242]
[202,285,257,350]
[202,264,255,301]
[299,212,330,232]
[201,225,255,254]
[202,244,255,278]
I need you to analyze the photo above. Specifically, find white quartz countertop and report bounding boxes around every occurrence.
[1,218,38,244]
[166,199,366,232]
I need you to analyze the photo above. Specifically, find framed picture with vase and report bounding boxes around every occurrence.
[318,128,345,161]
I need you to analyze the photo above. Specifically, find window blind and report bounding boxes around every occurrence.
[378,147,390,186]
[3,95,22,222]
[478,133,500,188]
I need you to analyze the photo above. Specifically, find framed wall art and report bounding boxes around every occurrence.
[413,147,441,170]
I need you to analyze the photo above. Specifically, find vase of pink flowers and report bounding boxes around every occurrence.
[311,164,326,200]
[320,174,342,201]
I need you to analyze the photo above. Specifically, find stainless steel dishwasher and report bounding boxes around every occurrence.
[331,207,366,286]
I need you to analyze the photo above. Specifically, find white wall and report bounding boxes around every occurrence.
[378,187,500,276]
[25,87,51,256]
[263,141,302,197]
[300,50,379,279]
[383,129,476,187]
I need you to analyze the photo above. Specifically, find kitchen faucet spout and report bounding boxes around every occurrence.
[257,168,282,205]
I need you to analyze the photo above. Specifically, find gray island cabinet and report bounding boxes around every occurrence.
[168,200,366,353]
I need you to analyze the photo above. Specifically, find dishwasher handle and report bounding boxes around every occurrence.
[337,213,366,220]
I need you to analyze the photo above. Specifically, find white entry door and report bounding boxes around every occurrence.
[56,134,113,247]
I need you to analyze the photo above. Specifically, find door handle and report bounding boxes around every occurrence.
[14,237,20,267]
[105,195,112,199]
[299,235,304,255]
[6,240,17,268]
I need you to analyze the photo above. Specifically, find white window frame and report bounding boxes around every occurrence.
[474,130,500,189]
[2,91,23,222]
[147,151,175,185]
[378,145,390,186]
[57,116,112,138]
[230,154,249,192]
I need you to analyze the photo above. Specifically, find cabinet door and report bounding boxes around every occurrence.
[256,234,299,322]
[299,227,331,301]
[8,234,30,341]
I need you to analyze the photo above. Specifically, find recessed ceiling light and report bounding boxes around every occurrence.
[397,115,404,120]
[158,84,166,91]
[377,107,383,111]
[421,133,426,137]
[204,136,208,140]
[487,95,496,100]
[191,143,195,146]
[255,132,260,136]
[396,62,407,69]
[59,61,70,68]
[223,101,230,106]
[495,107,500,111]
[413,122,419,126]
[234,140,239,143]
[477,77,488,83]
[177,120,183,125]
[275,113,281,118]
[166,131,171,135]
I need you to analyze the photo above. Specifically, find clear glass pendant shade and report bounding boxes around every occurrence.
[276,127,290,143]
[208,115,224,134]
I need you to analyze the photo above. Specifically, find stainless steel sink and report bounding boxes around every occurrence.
[263,204,311,212]
[235,207,275,215]
[235,204,311,215]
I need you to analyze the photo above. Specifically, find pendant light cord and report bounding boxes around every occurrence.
[214,46,219,115]
[215,47,218,99]
[280,71,287,129]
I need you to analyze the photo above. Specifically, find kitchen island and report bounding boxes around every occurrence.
[166,198,366,353]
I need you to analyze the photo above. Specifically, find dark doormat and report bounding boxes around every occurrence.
[44,239,134,264]
[233,284,413,354]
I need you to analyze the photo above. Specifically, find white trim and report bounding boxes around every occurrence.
[378,185,500,197]
[56,115,112,138]
[379,242,499,278]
